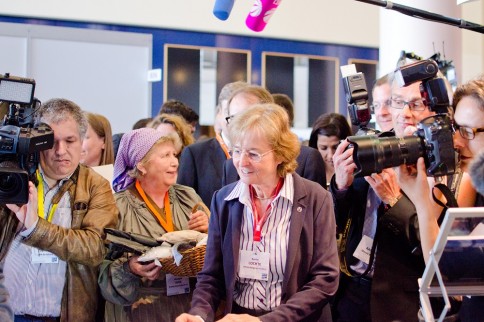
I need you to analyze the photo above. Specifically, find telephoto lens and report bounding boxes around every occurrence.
[348,134,424,177]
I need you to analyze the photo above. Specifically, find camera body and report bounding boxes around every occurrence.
[0,74,54,204]
[348,59,455,178]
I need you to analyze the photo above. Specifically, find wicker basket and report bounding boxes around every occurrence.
[158,244,206,277]
[158,202,209,277]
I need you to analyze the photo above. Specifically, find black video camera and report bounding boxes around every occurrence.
[347,59,455,178]
[342,70,379,136]
[0,74,54,204]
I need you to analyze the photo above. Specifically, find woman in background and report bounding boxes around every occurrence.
[309,113,352,183]
[148,113,194,150]
[81,112,114,166]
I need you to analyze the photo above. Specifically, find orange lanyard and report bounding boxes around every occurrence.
[215,132,231,159]
[249,178,284,242]
[135,180,174,232]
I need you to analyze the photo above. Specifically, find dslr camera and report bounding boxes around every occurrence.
[347,59,456,178]
[0,74,54,204]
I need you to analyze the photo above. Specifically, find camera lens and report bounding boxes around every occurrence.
[0,172,23,196]
[348,134,425,177]
[0,166,29,204]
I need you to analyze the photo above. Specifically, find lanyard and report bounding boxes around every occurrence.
[249,178,283,242]
[215,132,231,159]
[36,169,58,222]
[135,180,174,232]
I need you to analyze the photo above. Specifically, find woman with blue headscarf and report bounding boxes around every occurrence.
[99,128,209,322]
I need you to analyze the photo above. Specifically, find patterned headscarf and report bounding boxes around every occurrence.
[112,128,166,192]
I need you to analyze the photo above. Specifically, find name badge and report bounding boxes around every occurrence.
[239,250,270,281]
[353,235,373,265]
[166,274,190,296]
[31,248,59,264]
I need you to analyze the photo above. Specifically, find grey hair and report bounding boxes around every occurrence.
[37,98,88,139]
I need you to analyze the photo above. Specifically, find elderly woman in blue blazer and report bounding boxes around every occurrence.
[176,103,339,322]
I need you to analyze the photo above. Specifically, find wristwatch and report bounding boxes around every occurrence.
[385,194,401,210]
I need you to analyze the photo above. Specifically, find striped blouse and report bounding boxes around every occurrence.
[225,174,294,311]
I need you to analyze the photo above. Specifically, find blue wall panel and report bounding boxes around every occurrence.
[0,16,378,118]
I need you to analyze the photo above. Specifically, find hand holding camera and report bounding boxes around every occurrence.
[333,139,357,190]
[5,180,38,229]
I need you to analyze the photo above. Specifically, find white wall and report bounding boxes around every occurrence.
[0,0,380,47]
[0,0,482,82]
[0,23,152,134]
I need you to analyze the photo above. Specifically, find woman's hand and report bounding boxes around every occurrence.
[333,139,357,190]
[6,181,38,229]
[188,210,209,233]
[217,314,261,322]
[396,157,431,207]
[128,256,162,281]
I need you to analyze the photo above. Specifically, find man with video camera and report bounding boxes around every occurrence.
[398,75,484,321]
[331,62,445,322]
[0,98,118,322]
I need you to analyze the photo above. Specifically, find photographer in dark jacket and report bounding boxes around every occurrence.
[331,75,437,322]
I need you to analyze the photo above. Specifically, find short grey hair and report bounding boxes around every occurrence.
[37,98,88,139]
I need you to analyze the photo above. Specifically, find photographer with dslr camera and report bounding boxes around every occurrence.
[397,75,484,321]
[331,62,446,322]
[1,98,118,322]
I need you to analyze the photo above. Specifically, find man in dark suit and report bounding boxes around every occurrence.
[177,82,257,206]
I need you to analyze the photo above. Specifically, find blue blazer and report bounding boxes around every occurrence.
[177,138,228,206]
[223,145,327,188]
[189,173,339,322]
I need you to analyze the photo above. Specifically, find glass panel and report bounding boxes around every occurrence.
[262,52,339,138]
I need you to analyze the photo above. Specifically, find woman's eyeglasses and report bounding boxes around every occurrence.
[453,123,484,140]
[230,148,274,163]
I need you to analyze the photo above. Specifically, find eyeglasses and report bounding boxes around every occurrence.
[453,123,484,140]
[371,99,392,111]
[230,148,274,163]
[391,98,427,111]
[225,114,235,125]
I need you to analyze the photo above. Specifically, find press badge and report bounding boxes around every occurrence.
[239,250,270,281]
[353,235,373,265]
[166,274,190,296]
[31,248,59,264]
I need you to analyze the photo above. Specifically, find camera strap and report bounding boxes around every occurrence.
[432,183,458,209]
[339,216,378,279]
